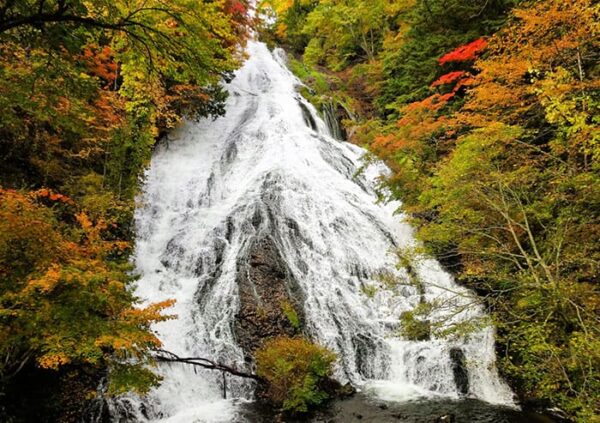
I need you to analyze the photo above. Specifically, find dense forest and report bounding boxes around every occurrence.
[260,0,599,420]
[0,0,250,420]
[0,0,598,421]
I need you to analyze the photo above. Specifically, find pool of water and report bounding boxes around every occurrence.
[237,394,558,423]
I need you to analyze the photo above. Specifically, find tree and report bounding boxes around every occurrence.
[0,189,174,394]
[259,0,318,52]
[373,1,600,419]
[0,0,247,196]
[0,0,250,418]
[378,0,515,113]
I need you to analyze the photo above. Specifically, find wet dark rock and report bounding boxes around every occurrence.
[194,239,229,313]
[193,256,204,276]
[225,217,235,242]
[449,348,469,396]
[222,139,238,165]
[206,172,215,197]
[352,333,381,379]
[251,206,263,229]
[298,100,318,131]
[87,396,150,423]
[160,236,185,269]
[349,264,369,280]
[232,229,363,413]
[285,217,301,237]
[321,101,349,141]
[234,236,305,357]
[543,408,570,422]
[284,216,314,250]
[83,397,112,423]
[521,398,571,423]
[338,383,357,398]
[193,238,227,278]
[316,142,355,180]
[317,379,356,403]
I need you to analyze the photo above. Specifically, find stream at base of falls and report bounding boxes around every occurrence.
[121,40,558,423]
[242,395,556,423]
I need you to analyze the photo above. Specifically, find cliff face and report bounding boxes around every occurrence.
[235,235,305,358]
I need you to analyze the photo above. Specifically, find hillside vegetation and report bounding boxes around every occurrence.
[0,0,249,420]
[261,0,599,420]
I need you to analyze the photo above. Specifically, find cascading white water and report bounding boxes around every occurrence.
[127,41,515,422]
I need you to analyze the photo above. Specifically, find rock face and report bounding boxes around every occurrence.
[234,236,305,358]
[234,233,357,408]
[449,348,469,396]
[322,100,348,141]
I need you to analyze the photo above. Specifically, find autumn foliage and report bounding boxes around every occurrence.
[270,0,599,420]
[255,337,336,413]
[430,71,466,87]
[438,38,487,65]
[375,1,600,419]
[0,0,249,419]
[0,189,174,393]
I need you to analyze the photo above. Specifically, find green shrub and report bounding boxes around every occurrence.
[255,337,336,413]
[399,310,431,341]
[280,301,301,330]
[361,284,378,298]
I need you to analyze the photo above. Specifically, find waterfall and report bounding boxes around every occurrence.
[125,41,514,422]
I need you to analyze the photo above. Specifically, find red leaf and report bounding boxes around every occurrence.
[226,0,246,16]
[431,71,467,87]
[439,38,487,65]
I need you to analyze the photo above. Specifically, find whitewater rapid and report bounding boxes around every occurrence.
[123,41,514,422]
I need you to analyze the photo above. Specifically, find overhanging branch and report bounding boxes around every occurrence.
[153,349,263,382]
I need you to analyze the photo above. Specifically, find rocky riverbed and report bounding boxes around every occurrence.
[237,393,558,423]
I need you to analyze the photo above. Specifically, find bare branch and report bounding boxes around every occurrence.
[153,349,263,382]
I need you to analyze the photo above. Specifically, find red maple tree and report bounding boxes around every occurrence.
[438,38,487,65]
